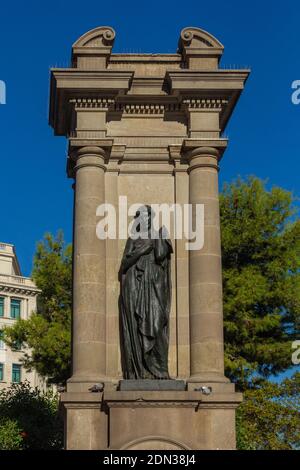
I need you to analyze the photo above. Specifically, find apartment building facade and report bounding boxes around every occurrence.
[0,242,42,390]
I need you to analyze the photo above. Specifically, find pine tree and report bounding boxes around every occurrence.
[220,177,300,389]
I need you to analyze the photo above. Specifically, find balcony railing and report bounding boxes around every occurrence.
[0,274,36,288]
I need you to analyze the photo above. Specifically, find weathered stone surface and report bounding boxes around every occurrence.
[119,380,186,391]
[61,390,242,450]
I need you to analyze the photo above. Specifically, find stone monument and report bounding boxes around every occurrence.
[49,26,249,450]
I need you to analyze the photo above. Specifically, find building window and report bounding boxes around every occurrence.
[0,297,4,317]
[12,364,21,383]
[0,330,4,349]
[12,339,22,351]
[10,298,21,319]
[0,363,4,381]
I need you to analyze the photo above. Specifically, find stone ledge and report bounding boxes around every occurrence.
[61,392,102,401]
[119,379,186,391]
[104,390,242,403]
[61,389,242,406]
[61,390,242,411]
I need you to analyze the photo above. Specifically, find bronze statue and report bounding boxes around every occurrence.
[119,205,173,379]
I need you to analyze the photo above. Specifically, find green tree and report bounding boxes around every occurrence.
[236,372,300,450]
[0,381,63,450]
[4,231,72,384]
[0,419,23,450]
[220,177,300,389]
[221,177,300,449]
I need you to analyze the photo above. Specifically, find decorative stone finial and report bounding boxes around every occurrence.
[72,26,116,69]
[178,27,224,69]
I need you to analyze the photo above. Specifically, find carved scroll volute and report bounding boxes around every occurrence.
[72,26,116,69]
[178,27,224,70]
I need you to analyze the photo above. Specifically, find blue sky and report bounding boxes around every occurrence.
[0,0,299,276]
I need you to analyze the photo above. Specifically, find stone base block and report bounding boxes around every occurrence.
[61,384,242,450]
[119,379,186,391]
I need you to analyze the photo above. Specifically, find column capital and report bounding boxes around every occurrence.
[67,140,113,178]
[182,139,228,172]
[68,147,106,177]
[75,145,106,157]
[186,147,219,172]
[183,139,227,156]
[69,138,113,152]
[187,146,220,159]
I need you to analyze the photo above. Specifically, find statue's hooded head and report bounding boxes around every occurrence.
[134,205,154,234]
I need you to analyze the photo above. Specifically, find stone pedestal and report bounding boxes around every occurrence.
[50,25,249,450]
[62,385,242,450]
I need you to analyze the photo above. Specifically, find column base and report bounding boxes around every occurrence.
[187,373,233,392]
[67,374,118,392]
[188,372,230,383]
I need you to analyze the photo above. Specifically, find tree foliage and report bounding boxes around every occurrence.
[220,177,300,388]
[4,231,72,384]
[237,372,300,450]
[0,419,23,450]
[0,381,63,449]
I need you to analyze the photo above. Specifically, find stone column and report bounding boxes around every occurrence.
[187,146,227,383]
[68,146,107,390]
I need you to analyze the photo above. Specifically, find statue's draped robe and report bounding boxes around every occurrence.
[120,232,173,379]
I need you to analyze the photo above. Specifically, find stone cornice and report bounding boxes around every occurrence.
[0,286,39,296]
[69,98,114,109]
[182,98,228,109]
[69,96,229,121]
[49,68,249,136]
[70,96,228,115]
[0,273,41,296]
[103,390,242,409]
[166,70,250,91]
[60,390,242,410]
[111,101,185,117]
[49,70,134,135]
[167,70,249,131]
[50,69,133,90]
